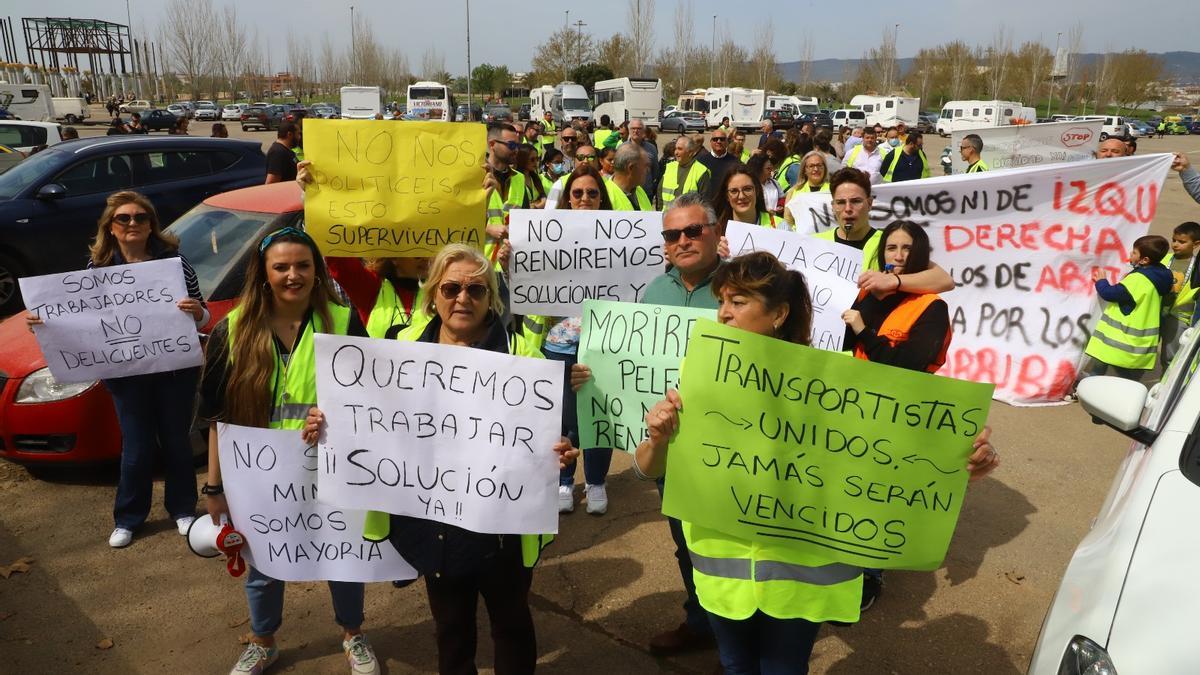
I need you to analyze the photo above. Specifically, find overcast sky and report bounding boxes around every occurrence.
[6,0,1194,74]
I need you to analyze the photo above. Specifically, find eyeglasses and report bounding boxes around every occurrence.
[258,226,316,254]
[726,187,755,198]
[112,212,151,226]
[711,137,727,142]
[438,281,489,301]
[805,163,825,171]
[571,188,600,199]
[576,155,596,162]
[832,198,867,208]
[661,223,713,243]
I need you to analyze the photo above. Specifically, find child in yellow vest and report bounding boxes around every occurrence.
[1162,222,1200,363]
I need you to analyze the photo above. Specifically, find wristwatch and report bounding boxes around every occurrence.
[201,483,224,496]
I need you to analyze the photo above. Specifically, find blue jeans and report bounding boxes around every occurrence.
[103,367,200,530]
[244,566,365,637]
[657,478,712,636]
[707,610,821,675]
[543,349,613,487]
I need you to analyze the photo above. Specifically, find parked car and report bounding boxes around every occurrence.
[0,135,267,314]
[916,113,937,133]
[518,103,531,121]
[482,104,513,123]
[281,104,308,124]
[454,104,482,122]
[659,110,706,133]
[119,100,151,114]
[1070,114,1129,140]
[165,103,189,119]
[1028,327,1200,674]
[761,109,795,130]
[0,143,23,175]
[1127,120,1154,137]
[309,103,340,119]
[1167,121,1190,135]
[0,182,302,467]
[221,103,248,121]
[193,101,219,121]
[240,104,285,131]
[139,109,178,133]
[1190,121,1200,135]
[0,121,65,154]
[798,112,833,130]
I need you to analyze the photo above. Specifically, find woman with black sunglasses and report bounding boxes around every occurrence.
[198,227,379,675]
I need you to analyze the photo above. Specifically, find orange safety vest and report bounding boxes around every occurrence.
[852,292,950,373]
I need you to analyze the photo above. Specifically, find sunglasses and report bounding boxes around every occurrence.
[562,136,578,142]
[577,154,596,162]
[661,223,712,243]
[258,226,316,254]
[571,188,600,199]
[438,281,489,301]
[502,140,519,150]
[711,137,728,142]
[112,212,151,226]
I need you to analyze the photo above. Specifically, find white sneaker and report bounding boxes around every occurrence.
[175,516,195,536]
[585,484,608,515]
[558,485,575,513]
[108,528,133,548]
[230,642,278,675]
[343,634,379,674]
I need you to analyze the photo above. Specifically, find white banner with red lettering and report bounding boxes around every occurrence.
[788,154,1173,405]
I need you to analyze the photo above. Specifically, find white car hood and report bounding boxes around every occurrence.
[1107,470,1200,670]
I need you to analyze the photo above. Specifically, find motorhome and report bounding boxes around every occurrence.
[593,77,663,128]
[849,95,919,127]
[0,84,54,122]
[551,82,592,128]
[530,86,555,120]
[340,85,383,119]
[697,87,765,130]
[767,95,819,116]
[935,100,1037,136]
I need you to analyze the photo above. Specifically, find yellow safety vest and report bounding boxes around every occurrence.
[790,181,830,194]
[365,281,432,339]
[774,154,800,191]
[756,211,777,227]
[605,177,653,211]
[740,149,751,163]
[1084,272,1162,370]
[594,128,614,149]
[540,119,557,147]
[845,144,874,169]
[881,148,931,182]
[1164,252,1198,324]
[966,160,989,173]
[361,323,552,568]
[684,521,863,623]
[226,303,352,430]
[660,160,710,209]
[484,171,526,267]
[815,228,882,271]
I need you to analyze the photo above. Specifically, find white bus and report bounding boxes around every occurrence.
[340,86,384,119]
[406,81,455,121]
[935,100,1035,136]
[592,77,663,128]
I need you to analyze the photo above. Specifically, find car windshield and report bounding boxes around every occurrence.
[563,98,589,110]
[409,88,444,100]
[167,204,287,299]
[0,146,65,200]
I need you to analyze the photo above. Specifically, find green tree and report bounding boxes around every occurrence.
[471,63,497,98]
[570,63,615,94]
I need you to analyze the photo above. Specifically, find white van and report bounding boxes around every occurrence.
[593,77,663,128]
[0,84,54,122]
[830,108,867,129]
[849,95,920,127]
[935,100,1033,136]
[700,87,765,130]
[530,86,555,121]
[1072,115,1130,140]
[551,82,592,128]
[340,85,383,120]
[51,97,90,125]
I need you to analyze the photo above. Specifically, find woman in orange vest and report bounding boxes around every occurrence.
[839,219,953,613]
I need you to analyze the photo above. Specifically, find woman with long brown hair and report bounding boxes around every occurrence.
[198,227,379,675]
[713,164,779,233]
[28,191,208,549]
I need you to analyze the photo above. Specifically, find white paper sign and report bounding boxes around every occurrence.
[314,335,564,534]
[725,221,861,352]
[508,208,665,316]
[19,258,203,383]
[788,153,1173,405]
[785,192,840,235]
[951,120,1103,174]
[218,424,416,582]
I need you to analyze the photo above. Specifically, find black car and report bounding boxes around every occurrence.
[282,104,309,124]
[0,135,267,313]
[140,109,178,132]
[762,109,796,130]
[518,104,531,121]
[798,112,834,130]
[241,104,285,131]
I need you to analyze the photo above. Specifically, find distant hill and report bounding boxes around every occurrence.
[778,51,1200,85]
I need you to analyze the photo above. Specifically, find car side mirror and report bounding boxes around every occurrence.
[36,183,67,200]
[1078,376,1156,445]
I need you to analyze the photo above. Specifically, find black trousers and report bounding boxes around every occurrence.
[423,547,536,675]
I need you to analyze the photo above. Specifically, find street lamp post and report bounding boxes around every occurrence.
[465,0,472,120]
[710,15,716,88]
[889,23,900,94]
[1047,31,1062,118]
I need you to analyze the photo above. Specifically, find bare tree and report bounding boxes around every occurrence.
[984,26,1012,100]
[1060,23,1084,110]
[1108,49,1164,113]
[797,32,814,91]
[212,7,250,101]
[944,41,976,100]
[286,31,315,100]
[626,0,656,77]
[750,21,777,91]
[159,0,215,98]
[1091,49,1116,113]
[420,47,446,82]
[318,36,345,94]
[879,26,898,93]
[671,1,696,95]
[530,28,597,86]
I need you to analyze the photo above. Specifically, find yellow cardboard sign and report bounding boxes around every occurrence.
[302,120,486,257]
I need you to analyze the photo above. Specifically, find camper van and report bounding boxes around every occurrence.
[530,86,555,121]
[0,84,54,122]
[340,86,383,119]
[593,77,663,128]
[698,87,765,130]
[849,95,919,127]
[767,95,819,116]
[551,82,592,128]
[935,100,1036,136]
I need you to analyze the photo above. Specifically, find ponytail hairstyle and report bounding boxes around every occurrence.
[875,220,932,275]
[224,228,341,427]
[712,251,813,346]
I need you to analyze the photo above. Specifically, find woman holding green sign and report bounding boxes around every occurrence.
[633,251,999,675]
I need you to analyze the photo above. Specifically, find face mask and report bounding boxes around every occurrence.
[888,138,900,147]
[551,162,565,174]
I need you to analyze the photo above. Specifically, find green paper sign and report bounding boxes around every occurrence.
[661,319,994,570]
[577,300,716,452]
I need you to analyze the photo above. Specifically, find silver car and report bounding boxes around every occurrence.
[660,110,706,133]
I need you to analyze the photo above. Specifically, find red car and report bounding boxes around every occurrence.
[0,182,304,467]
